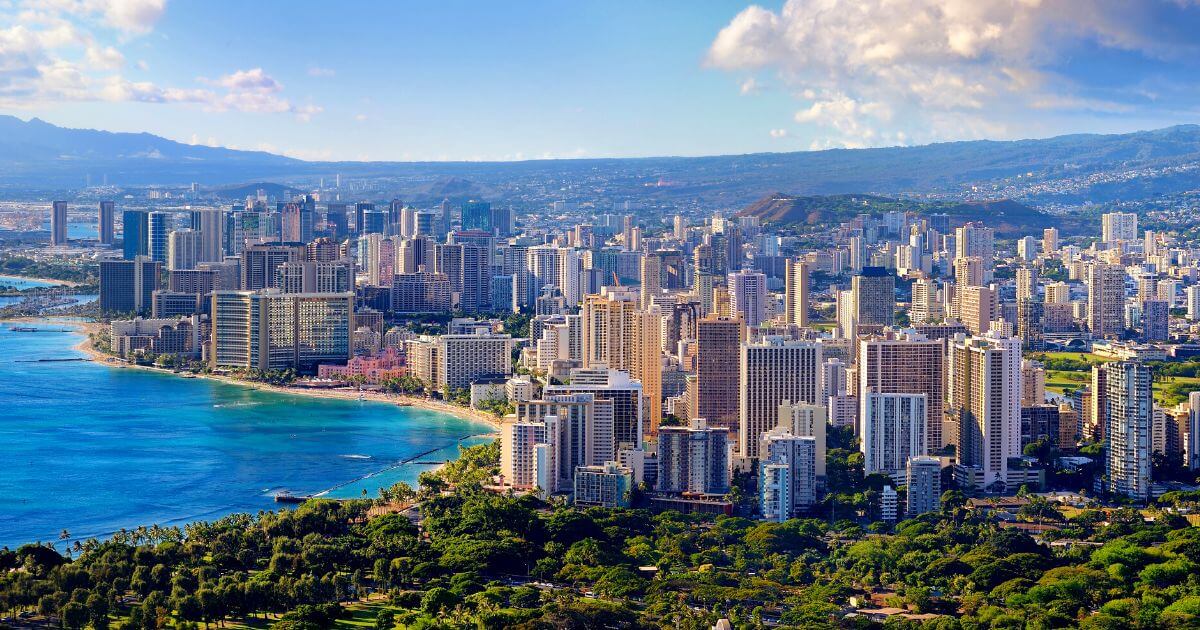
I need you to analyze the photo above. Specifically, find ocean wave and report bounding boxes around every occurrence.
[340,454,373,460]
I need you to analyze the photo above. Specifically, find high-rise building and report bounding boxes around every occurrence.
[656,418,730,495]
[1016,236,1038,262]
[957,284,998,335]
[167,229,202,271]
[692,316,746,434]
[1087,262,1126,339]
[759,432,817,521]
[242,243,304,291]
[910,276,940,324]
[99,258,160,314]
[728,269,768,327]
[948,332,1022,491]
[98,201,115,245]
[210,290,354,372]
[1042,227,1059,255]
[1104,362,1153,500]
[545,366,645,450]
[953,256,985,287]
[50,201,68,246]
[122,209,149,260]
[859,329,946,449]
[1021,359,1046,407]
[905,456,942,516]
[462,200,492,233]
[581,291,663,434]
[1045,281,1071,304]
[955,223,995,273]
[784,259,810,327]
[1187,286,1200,322]
[1188,392,1200,471]
[392,272,452,313]
[777,401,827,482]
[190,208,225,263]
[1140,299,1168,342]
[1016,267,1038,304]
[436,332,513,389]
[640,252,662,308]
[861,392,928,482]
[148,211,172,263]
[1101,212,1138,244]
[738,337,821,458]
[850,266,895,331]
[278,261,353,294]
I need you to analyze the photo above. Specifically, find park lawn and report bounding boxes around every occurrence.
[335,600,394,629]
[1155,375,1200,407]
[1046,369,1089,395]
[1028,351,1116,364]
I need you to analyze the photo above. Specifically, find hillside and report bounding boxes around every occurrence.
[737,193,1063,236]
[2,115,1200,211]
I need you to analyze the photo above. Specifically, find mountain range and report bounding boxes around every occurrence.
[1,115,1199,209]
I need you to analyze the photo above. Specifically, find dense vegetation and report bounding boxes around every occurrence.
[4,442,1200,630]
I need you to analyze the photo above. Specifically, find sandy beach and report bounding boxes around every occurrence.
[0,274,83,287]
[56,318,502,432]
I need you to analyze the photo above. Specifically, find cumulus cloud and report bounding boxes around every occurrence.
[708,0,1200,147]
[769,128,788,138]
[0,2,322,120]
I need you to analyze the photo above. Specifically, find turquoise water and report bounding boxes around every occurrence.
[0,275,58,290]
[0,322,494,548]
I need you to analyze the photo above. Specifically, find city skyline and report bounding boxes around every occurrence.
[2,1,1200,162]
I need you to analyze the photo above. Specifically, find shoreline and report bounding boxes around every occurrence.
[0,273,82,287]
[75,325,502,432]
[9,315,503,433]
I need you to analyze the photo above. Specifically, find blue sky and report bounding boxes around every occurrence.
[2,1,1199,161]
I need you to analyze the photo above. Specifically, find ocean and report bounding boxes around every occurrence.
[0,322,494,548]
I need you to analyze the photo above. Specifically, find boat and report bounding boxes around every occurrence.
[9,326,38,332]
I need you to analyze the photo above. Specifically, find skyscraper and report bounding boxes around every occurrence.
[784,258,810,327]
[905,456,942,516]
[851,266,895,331]
[581,291,663,433]
[122,209,149,260]
[99,258,160,314]
[167,229,202,271]
[656,418,730,495]
[545,366,645,450]
[148,211,171,263]
[948,332,1022,491]
[210,291,354,372]
[1101,212,1138,244]
[692,315,746,434]
[955,223,995,277]
[98,201,115,245]
[759,432,817,521]
[1087,262,1126,339]
[859,329,946,449]
[50,201,68,246]
[1042,227,1059,255]
[729,269,768,327]
[861,392,928,482]
[462,200,492,233]
[738,337,821,458]
[1104,362,1153,500]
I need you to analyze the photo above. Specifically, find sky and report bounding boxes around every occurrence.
[2,0,1200,162]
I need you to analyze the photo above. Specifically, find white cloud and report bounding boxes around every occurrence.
[354,113,367,122]
[0,3,322,121]
[739,77,761,95]
[211,67,282,92]
[307,66,335,77]
[707,0,1200,147]
[769,128,788,138]
[100,0,166,34]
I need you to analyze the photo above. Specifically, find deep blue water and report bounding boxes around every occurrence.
[0,275,57,290]
[0,322,493,548]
